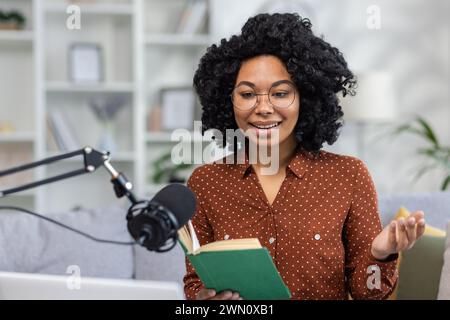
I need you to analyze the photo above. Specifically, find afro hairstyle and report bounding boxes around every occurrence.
[193,12,356,156]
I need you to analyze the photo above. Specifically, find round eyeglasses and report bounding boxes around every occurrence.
[231,81,296,111]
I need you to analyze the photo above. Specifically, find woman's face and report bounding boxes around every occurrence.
[232,55,300,148]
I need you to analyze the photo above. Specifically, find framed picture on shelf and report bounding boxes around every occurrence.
[68,43,103,84]
[159,87,196,131]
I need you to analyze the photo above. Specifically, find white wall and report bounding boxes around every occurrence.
[210,0,450,195]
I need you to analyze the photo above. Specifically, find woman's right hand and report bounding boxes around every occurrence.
[196,288,242,300]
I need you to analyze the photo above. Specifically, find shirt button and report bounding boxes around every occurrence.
[224,234,230,240]
[269,237,276,244]
[314,234,321,240]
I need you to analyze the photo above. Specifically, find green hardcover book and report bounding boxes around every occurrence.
[178,222,291,300]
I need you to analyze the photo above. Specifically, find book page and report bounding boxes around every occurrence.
[198,238,262,254]
[177,226,192,253]
[188,220,201,252]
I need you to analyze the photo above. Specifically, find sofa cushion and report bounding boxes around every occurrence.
[388,206,446,299]
[438,222,450,299]
[396,234,446,300]
[378,191,450,229]
[0,204,134,279]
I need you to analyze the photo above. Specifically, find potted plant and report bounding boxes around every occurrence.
[151,151,194,184]
[391,115,450,191]
[0,10,26,30]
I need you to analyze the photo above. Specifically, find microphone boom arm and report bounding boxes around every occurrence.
[0,146,138,205]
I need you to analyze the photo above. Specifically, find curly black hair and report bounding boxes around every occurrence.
[193,12,356,156]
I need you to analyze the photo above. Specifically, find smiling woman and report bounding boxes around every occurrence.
[194,13,356,155]
[183,12,426,301]
[232,56,300,150]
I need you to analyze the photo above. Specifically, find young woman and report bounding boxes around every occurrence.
[183,13,425,300]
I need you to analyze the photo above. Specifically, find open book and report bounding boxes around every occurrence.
[178,221,291,300]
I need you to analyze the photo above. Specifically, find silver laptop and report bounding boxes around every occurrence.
[0,271,184,300]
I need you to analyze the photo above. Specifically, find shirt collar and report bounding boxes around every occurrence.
[234,144,311,179]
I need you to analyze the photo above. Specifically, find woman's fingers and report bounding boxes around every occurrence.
[196,288,216,300]
[211,291,240,300]
[394,210,427,251]
[396,218,410,251]
[411,210,425,221]
[405,216,417,248]
[196,288,241,300]
[416,218,426,238]
[377,210,427,256]
[230,292,241,300]
[388,220,397,250]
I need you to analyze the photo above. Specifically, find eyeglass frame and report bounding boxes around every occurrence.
[230,79,298,111]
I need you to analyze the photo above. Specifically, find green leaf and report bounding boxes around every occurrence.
[423,151,450,171]
[416,116,439,147]
[441,175,450,191]
[152,170,165,184]
[417,147,438,156]
[392,124,415,135]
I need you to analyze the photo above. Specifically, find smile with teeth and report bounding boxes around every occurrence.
[250,122,281,129]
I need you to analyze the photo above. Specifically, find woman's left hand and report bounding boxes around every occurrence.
[371,211,426,261]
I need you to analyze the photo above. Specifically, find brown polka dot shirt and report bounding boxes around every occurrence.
[183,147,398,300]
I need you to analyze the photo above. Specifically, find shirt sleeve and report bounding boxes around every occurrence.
[183,168,215,300]
[343,159,399,300]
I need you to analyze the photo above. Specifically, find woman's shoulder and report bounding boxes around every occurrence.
[316,149,361,163]
[313,149,368,173]
[187,162,235,186]
[308,150,374,189]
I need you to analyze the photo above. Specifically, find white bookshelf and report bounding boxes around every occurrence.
[145,131,212,143]
[0,30,34,44]
[1,0,212,213]
[0,132,35,142]
[145,33,210,46]
[9,190,36,197]
[44,2,134,16]
[0,0,36,210]
[45,81,134,93]
[142,0,211,194]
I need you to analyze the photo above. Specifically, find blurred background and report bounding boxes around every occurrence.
[0,0,449,214]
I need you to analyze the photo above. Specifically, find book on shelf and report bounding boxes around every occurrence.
[178,221,291,300]
[46,116,59,151]
[47,110,80,152]
[176,0,208,34]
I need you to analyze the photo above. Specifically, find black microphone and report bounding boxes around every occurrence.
[126,183,196,252]
[0,147,197,253]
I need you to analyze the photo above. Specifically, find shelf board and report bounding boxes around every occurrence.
[45,82,134,93]
[145,34,210,46]
[0,30,34,46]
[146,132,210,143]
[45,3,133,16]
[0,132,35,143]
[45,151,135,162]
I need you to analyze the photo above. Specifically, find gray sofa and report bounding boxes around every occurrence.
[0,203,187,285]
[0,191,449,298]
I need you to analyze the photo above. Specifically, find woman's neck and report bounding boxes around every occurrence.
[251,135,298,173]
